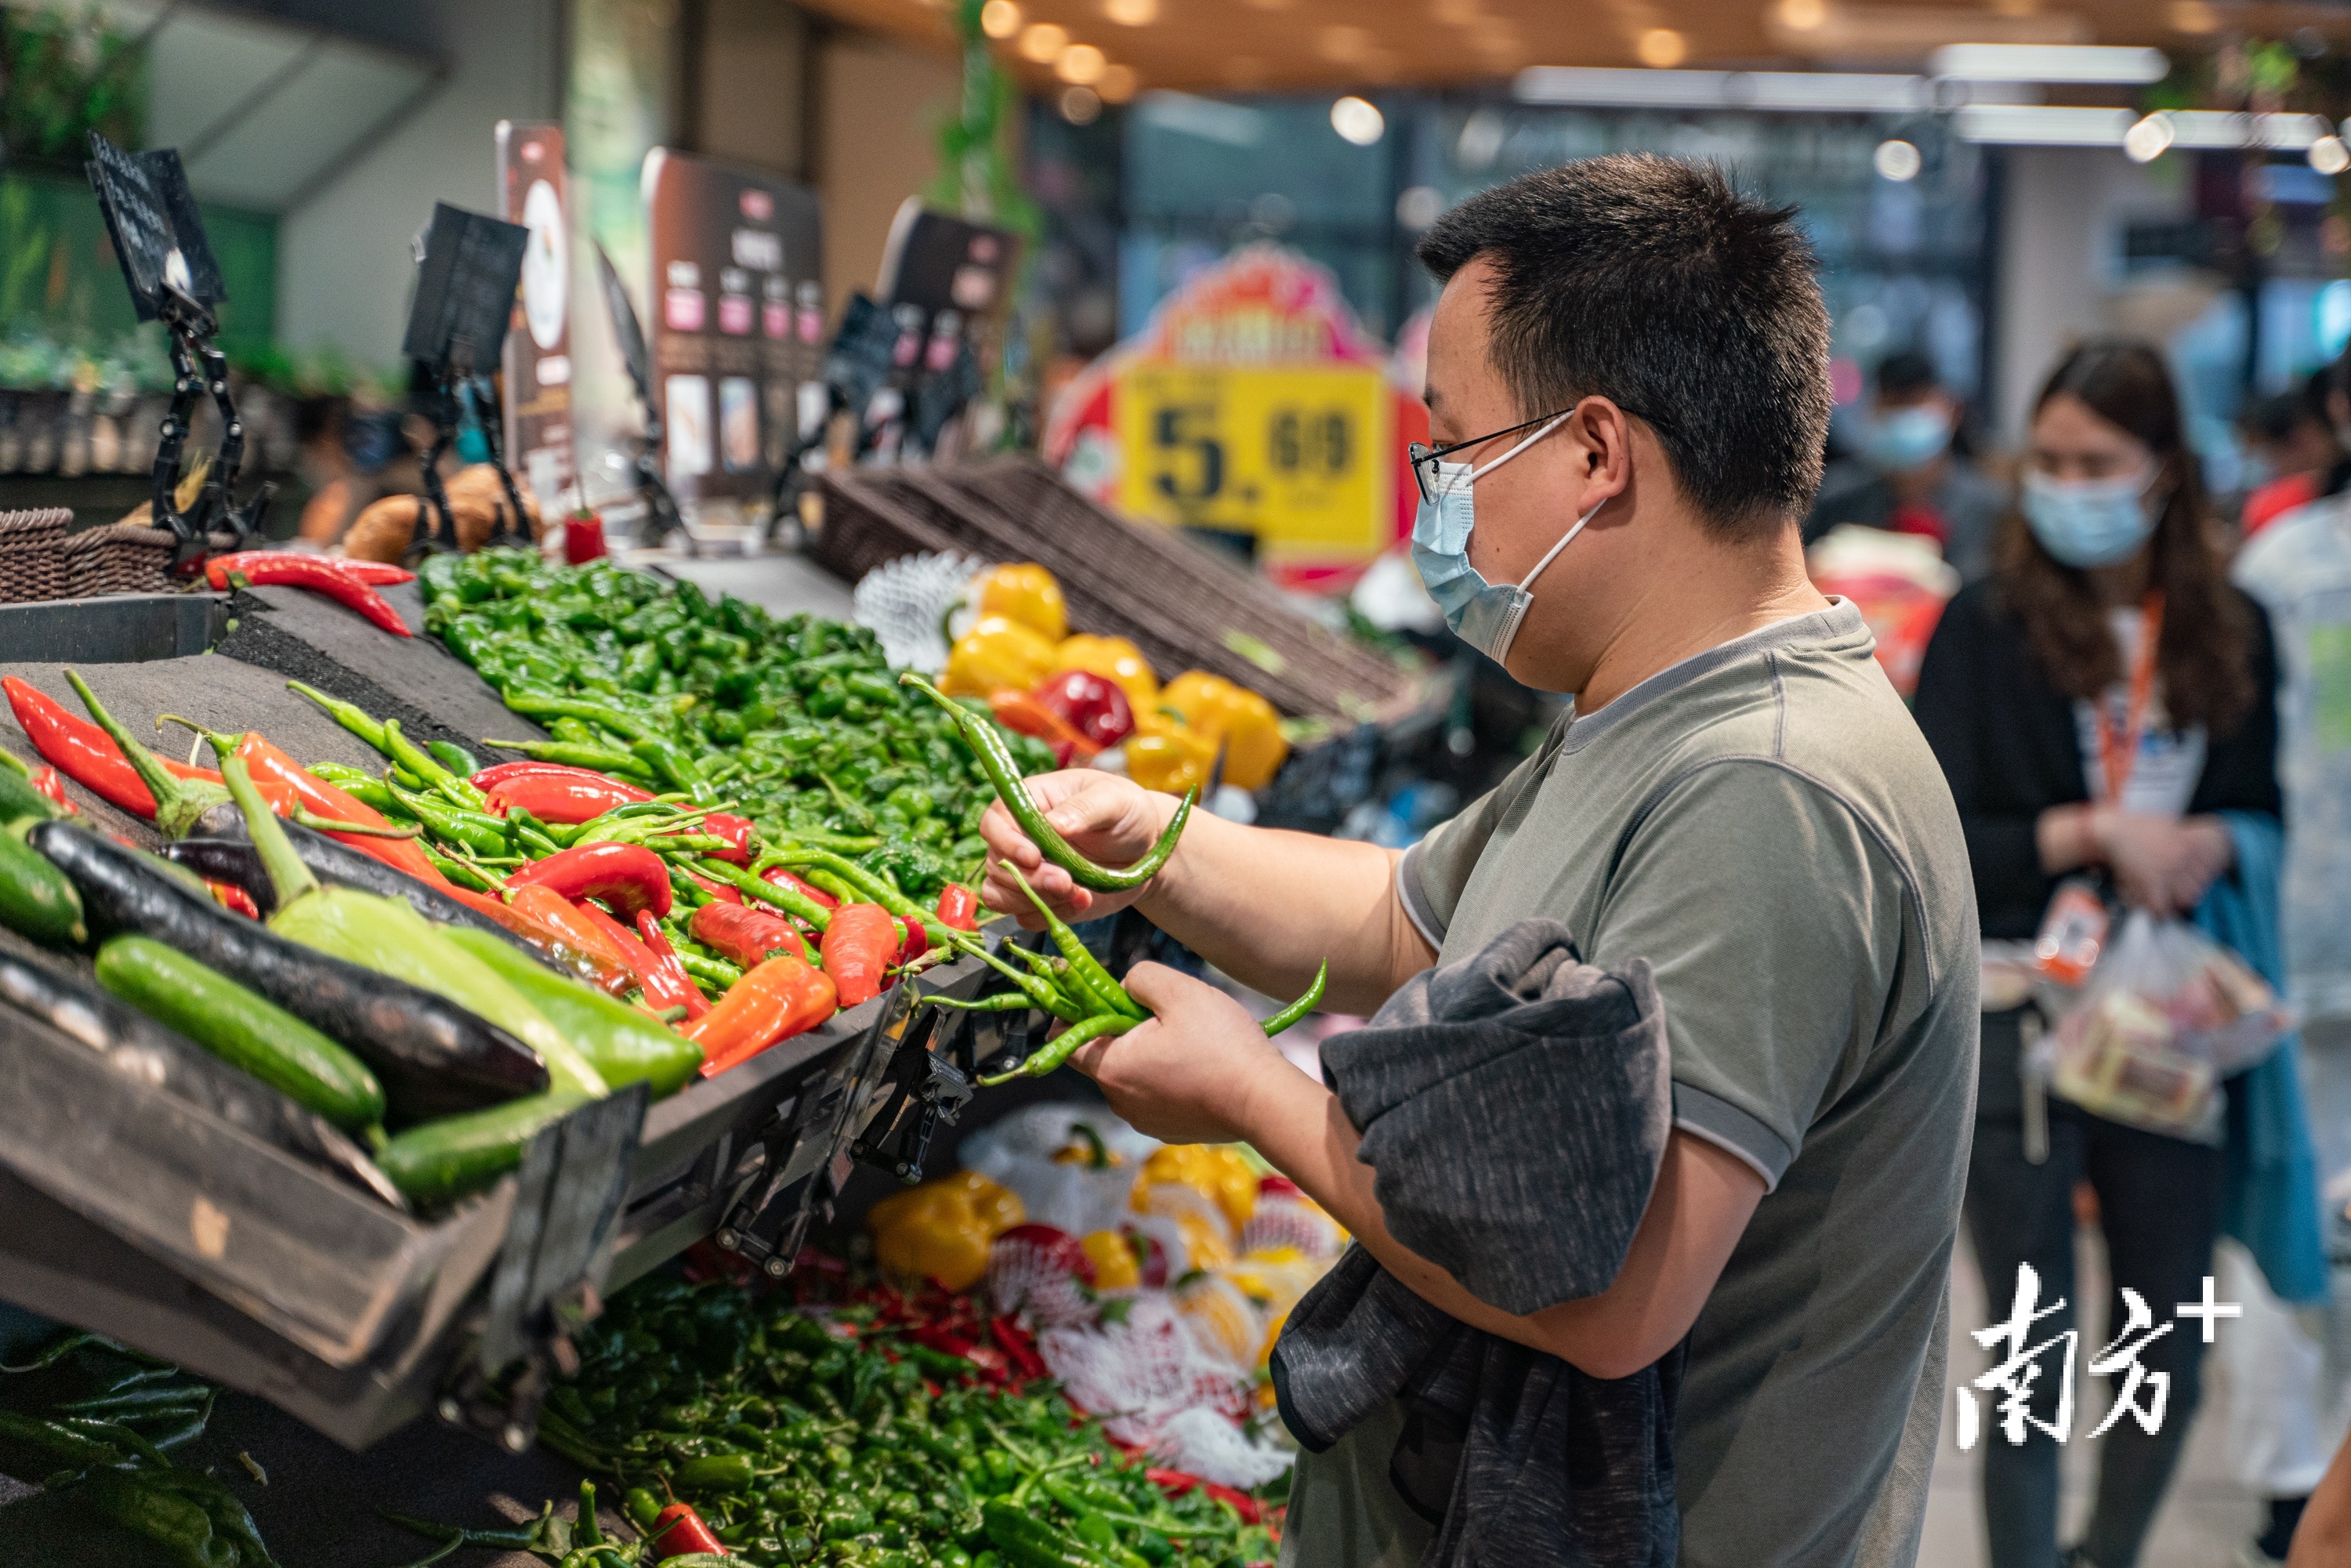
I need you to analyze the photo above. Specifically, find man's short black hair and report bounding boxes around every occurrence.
[1416,154,1831,538]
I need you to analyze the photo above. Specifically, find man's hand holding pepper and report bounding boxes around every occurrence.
[978,770,1176,926]
[1062,961,1298,1143]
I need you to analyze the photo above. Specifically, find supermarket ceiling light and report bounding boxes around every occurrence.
[1098,62,1139,102]
[2123,111,2173,162]
[1515,67,1943,112]
[980,0,1022,38]
[1057,42,1107,84]
[1873,138,1922,180]
[1636,28,1686,68]
[1017,22,1068,62]
[1103,0,1157,22]
[1331,96,1386,145]
[1953,104,2333,151]
[1926,43,2168,83]
[2313,135,2351,176]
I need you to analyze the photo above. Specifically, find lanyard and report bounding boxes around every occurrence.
[2095,591,2164,806]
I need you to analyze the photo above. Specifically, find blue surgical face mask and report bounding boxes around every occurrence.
[2021,468,2161,568]
[1862,404,1952,473]
[1410,414,1603,664]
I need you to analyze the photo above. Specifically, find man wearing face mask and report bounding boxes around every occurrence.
[980,157,1977,1567]
[1805,348,2007,583]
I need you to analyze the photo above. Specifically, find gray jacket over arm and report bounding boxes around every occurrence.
[1270,918,1679,1567]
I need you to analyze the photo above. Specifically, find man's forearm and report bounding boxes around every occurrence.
[1137,812,1433,1015]
[1234,1055,1762,1380]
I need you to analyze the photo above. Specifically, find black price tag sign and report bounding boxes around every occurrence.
[85,134,224,321]
[594,240,654,402]
[877,205,1016,320]
[403,202,531,374]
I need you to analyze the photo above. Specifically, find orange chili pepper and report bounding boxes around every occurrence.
[987,688,1099,766]
[690,901,810,969]
[498,885,641,993]
[200,724,452,889]
[820,901,900,1009]
[689,955,838,1077]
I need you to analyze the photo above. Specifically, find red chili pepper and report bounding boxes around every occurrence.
[910,1323,1009,1379]
[648,1500,728,1558]
[700,810,757,865]
[203,554,412,637]
[900,914,929,964]
[4,677,217,818]
[569,897,667,994]
[483,770,655,824]
[470,759,652,795]
[26,766,75,815]
[690,901,810,969]
[686,867,743,905]
[934,884,980,932]
[1034,669,1136,748]
[988,1314,1049,1381]
[495,885,636,992]
[763,865,836,911]
[208,881,260,919]
[1143,1468,1264,1524]
[819,902,898,1009]
[507,842,672,918]
[221,729,453,888]
[688,955,838,1076]
[205,550,415,586]
[633,909,709,1019]
[989,689,1098,764]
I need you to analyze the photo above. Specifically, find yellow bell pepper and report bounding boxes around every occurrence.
[942,615,1059,699]
[974,563,1067,643]
[1124,712,1217,796]
[1052,634,1159,715]
[1157,672,1289,791]
[1081,1229,1140,1290]
[868,1170,1024,1293]
[1137,1143,1259,1233]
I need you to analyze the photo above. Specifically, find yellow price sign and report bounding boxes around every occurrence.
[1112,363,1392,563]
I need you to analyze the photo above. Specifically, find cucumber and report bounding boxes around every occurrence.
[0,765,60,825]
[95,935,384,1133]
[375,1091,589,1207]
[443,925,705,1096]
[0,827,84,947]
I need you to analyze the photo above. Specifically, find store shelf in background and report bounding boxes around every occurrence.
[813,458,1422,722]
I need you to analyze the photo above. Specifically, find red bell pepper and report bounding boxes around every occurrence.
[205,550,414,586]
[5,676,218,818]
[763,865,836,911]
[203,553,412,637]
[506,842,672,919]
[690,901,810,969]
[1034,669,1136,748]
[688,955,837,1077]
[633,909,708,1019]
[987,689,1097,766]
[483,770,654,824]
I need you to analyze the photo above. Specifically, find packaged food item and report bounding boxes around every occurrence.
[2034,877,2111,987]
[2048,911,2295,1140]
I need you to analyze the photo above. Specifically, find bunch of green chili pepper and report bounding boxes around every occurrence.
[0,1331,277,1567]
[418,1275,1281,1568]
[928,865,1326,1087]
[418,551,1058,904]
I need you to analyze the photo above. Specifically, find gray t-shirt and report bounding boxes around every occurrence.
[1360,601,1975,1566]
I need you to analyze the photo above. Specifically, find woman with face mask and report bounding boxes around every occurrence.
[1913,341,2293,1568]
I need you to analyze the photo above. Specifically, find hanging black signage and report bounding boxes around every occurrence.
[85,134,224,320]
[403,203,531,375]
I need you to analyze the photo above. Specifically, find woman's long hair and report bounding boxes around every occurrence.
[1994,340,2257,736]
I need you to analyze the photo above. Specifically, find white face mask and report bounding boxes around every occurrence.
[1409,415,1603,664]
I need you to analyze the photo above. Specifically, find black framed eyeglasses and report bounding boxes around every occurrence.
[1407,404,1673,505]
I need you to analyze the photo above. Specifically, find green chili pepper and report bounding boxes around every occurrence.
[1260,960,1328,1037]
[1002,865,1144,1021]
[978,1012,1135,1086]
[903,675,1194,893]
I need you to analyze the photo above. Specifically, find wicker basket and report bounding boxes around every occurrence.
[0,509,71,603]
[61,523,176,599]
[815,460,1416,721]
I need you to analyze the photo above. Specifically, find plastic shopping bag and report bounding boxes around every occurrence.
[2045,911,2295,1141]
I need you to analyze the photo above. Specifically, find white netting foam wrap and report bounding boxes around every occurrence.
[1035,1294,1255,1454]
[960,1103,1157,1237]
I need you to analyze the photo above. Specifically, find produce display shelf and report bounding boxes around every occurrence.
[0,578,1004,1452]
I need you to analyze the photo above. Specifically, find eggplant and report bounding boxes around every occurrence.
[28,824,549,1123]
[156,838,283,918]
[0,951,406,1209]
